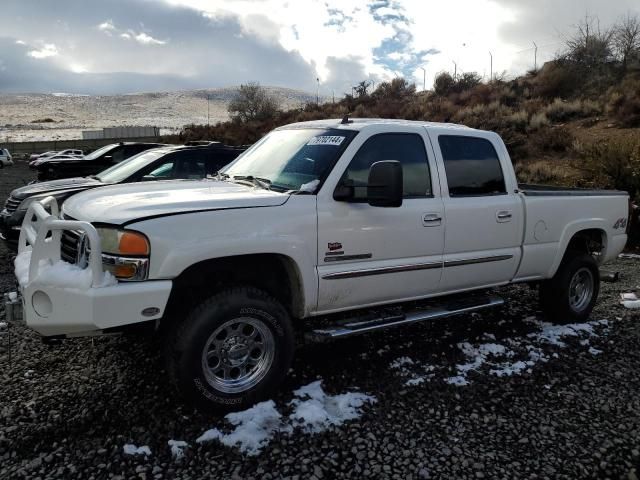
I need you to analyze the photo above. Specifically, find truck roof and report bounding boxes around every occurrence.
[277,118,475,132]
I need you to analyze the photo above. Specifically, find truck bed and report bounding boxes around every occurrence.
[519,184,628,197]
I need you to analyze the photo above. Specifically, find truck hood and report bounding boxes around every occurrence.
[62,179,290,225]
[11,177,104,201]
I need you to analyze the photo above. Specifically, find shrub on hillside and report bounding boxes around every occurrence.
[607,75,640,127]
[528,126,575,155]
[533,61,583,99]
[544,98,602,122]
[577,137,640,200]
[529,112,550,130]
[433,71,482,96]
[516,161,574,185]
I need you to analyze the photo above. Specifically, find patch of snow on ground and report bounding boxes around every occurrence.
[197,380,376,456]
[529,320,606,347]
[619,253,640,259]
[445,319,607,385]
[123,444,151,456]
[168,440,188,459]
[289,380,377,433]
[389,356,414,369]
[622,300,640,309]
[196,400,282,456]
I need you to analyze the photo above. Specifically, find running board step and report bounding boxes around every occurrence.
[306,295,504,342]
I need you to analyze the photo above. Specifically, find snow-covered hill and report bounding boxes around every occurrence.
[0,87,319,142]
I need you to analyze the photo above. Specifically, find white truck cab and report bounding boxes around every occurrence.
[11,119,629,411]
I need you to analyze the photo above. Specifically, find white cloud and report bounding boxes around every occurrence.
[134,32,166,45]
[120,32,131,39]
[98,20,116,33]
[162,0,536,90]
[15,40,26,45]
[28,43,58,59]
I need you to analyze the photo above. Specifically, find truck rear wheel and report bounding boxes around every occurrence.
[539,252,599,324]
[166,287,294,412]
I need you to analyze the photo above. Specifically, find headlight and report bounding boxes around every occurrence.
[95,228,150,281]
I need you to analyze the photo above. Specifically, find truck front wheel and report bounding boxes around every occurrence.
[166,287,295,412]
[539,252,600,324]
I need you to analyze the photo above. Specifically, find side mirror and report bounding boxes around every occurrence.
[333,182,354,201]
[367,160,403,207]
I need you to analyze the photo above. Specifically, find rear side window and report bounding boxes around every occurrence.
[342,133,432,198]
[438,135,506,197]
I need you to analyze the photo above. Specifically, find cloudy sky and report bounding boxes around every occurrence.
[0,0,638,95]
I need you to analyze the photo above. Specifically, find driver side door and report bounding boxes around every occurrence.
[316,130,445,313]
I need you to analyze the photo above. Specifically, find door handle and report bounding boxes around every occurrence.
[422,213,442,226]
[496,210,512,222]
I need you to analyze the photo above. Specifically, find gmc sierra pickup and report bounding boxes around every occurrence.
[10,118,629,411]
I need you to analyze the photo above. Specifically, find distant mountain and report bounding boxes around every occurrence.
[0,87,322,142]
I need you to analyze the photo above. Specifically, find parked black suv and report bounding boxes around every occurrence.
[1,143,246,250]
[34,142,165,181]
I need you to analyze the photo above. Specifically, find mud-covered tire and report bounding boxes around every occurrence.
[539,251,600,324]
[165,287,294,412]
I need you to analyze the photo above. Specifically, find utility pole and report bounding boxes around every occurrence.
[419,66,426,91]
[533,41,538,71]
[332,90,335,104]
[452,61,457,80]
[207,94,210,126]
[489,51,493,82]
[316,77,319,106]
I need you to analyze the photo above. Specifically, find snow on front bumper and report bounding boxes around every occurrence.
[15,196,171,337]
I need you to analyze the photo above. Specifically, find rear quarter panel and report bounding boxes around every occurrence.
[515,194,629,281]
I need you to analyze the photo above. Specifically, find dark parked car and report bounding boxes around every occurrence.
[1,143,246,250]
[34,142,165,181]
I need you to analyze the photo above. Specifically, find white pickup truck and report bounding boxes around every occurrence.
[10,119,629,411]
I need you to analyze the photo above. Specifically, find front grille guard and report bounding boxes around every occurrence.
[18,196,105,287]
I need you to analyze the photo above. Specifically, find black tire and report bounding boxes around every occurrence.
[165,286,294,412]
[539,251,600,324]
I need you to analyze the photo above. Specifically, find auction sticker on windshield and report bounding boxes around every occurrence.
[307,136,345,146]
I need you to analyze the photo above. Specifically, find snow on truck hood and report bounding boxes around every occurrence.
[62,179,289,225]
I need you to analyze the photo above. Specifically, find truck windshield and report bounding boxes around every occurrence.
[222,128,357,191]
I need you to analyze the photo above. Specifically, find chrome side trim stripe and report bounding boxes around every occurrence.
[322,261,441,279]
[443,254,513,268]
[321,254,513,280]
[323,253,372,263]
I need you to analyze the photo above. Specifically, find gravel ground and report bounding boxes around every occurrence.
[1,161,640,480]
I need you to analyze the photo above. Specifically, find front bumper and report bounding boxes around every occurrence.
[21,279,172,337]
[15,196,172,337]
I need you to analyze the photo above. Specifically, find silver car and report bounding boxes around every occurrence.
[0,148,13,167]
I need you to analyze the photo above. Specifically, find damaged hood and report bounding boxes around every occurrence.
[62,179,289,225]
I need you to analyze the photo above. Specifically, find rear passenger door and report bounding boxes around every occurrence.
[428,132,523,291]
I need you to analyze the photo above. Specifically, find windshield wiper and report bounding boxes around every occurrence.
[231,175,272,190]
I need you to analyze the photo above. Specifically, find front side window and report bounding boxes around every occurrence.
[340,133,432,199]
[145,161,176,179]
[223,128,357,191]
[438,135,506,197]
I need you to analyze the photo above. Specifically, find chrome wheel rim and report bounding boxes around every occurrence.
[201,317,275,394]
[568,267,594,312]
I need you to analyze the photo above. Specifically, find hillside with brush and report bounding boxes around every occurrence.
[177,15,640,210]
